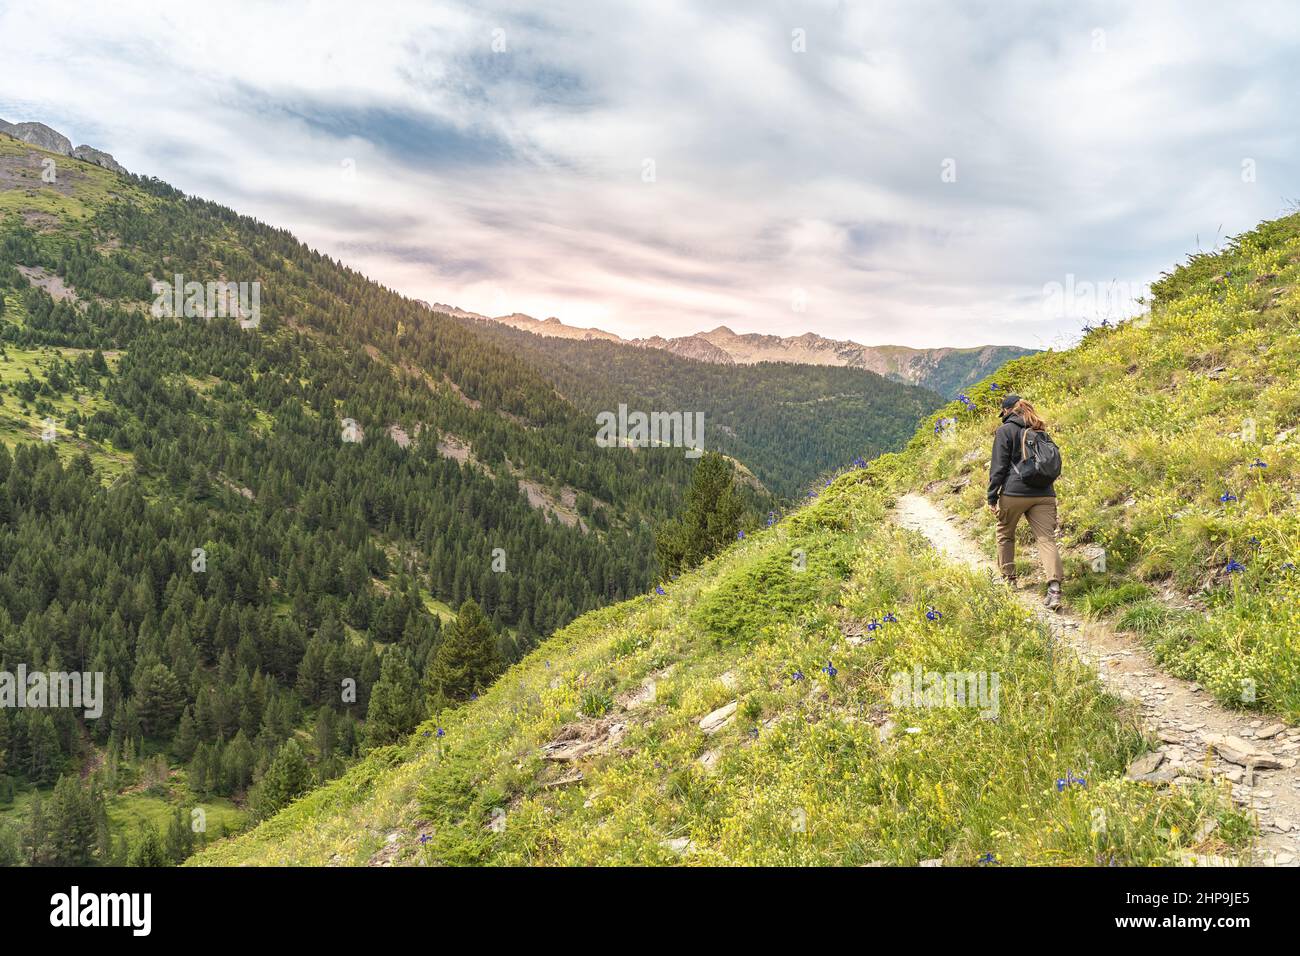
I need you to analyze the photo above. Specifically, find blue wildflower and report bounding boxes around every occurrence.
[866,619,882,632]
[736,530,745,540]
[1251,458,1268,468]
[436,727,445,738]
[822,660,837,678]
[1055,770,1086,790]
[926,606,943,622]
[1056,770,1086,791]
[1225,559,1246,574]
[882,611,899,624]
[1219,491,1238,503]
[791,670,805,682]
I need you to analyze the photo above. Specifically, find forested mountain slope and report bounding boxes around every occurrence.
[462,318,941,497]
[0,130,767,862]
[197,212,1300,867]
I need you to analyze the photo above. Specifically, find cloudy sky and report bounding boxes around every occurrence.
[2,0,1298,348]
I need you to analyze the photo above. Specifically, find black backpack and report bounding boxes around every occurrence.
[1014,426,1062,488]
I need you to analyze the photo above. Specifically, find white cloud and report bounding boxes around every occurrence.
[2,0,1298,347]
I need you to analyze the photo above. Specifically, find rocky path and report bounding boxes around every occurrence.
[895,492,1300,866]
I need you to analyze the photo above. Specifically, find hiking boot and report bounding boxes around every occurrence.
[1044,581,1062,611]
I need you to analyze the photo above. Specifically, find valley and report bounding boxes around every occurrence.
[1,87,1297,877]
[0,127,938,863]
[199,208,1300,867]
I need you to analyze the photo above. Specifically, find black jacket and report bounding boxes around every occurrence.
[987,413,1056,504]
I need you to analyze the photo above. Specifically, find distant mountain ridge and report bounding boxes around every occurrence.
[459,316,944,498]
[435,306,1035,397]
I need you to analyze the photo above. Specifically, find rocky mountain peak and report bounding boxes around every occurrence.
[0,117,127,174]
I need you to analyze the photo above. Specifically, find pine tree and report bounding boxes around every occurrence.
[220,731,256,794]
[46,775,100,865]
[423,599,502,710]
[364,652,422,748]
[163,806,194,863]
[188,742,212,795]
[26,713,61,785]
[172,706,199,762]
[127,822,166,867]
[0,821,20,867]
[313,707,336,761]
[336,712,359,757]
[134,663,183,737]
[256,738,311,819]
[22,793,55,866]
[654,452,745,576]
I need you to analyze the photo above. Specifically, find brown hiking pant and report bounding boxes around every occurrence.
[995,496,1064,583]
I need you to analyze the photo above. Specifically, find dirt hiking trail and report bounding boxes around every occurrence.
[894,492,1300,867]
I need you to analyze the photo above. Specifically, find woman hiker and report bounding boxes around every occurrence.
[987,394,1064,610]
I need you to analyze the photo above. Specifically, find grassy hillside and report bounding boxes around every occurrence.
[194,464,1254,866]
[194,214,1300,865]
[914,213,1300,719]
